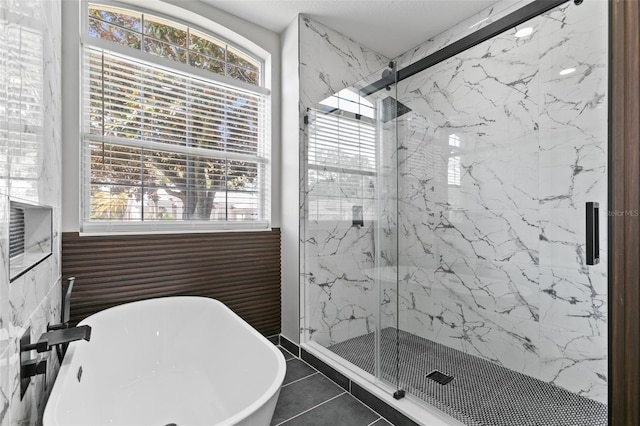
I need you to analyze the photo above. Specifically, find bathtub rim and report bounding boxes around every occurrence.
[43,296,286,426]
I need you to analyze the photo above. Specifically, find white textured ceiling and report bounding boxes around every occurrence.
[199,0,499,58]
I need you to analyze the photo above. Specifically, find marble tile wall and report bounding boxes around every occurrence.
[298,17,389,113]
[391,0,608,403]
[394,0,531,69]
[299,1,547,348]
[0,0,62,424]
[376,0,542,351]
[298,15,389,346]
[298,0,607,405]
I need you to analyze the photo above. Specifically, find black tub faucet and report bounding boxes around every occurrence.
[21,325,92,353]
[46,276,78,362]
[19,325,91,399]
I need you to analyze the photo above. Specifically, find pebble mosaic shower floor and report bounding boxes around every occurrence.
[327,328,607,426]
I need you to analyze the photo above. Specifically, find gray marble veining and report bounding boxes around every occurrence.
[298,0,607,409]
[387,0,608,403]
[302,1,607,408]
[298,15,389,346]
[393,0,532,70]
[299,16,389,109]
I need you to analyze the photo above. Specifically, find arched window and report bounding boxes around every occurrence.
[81,2,270,232]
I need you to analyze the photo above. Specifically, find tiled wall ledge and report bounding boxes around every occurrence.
[9,200,53,282]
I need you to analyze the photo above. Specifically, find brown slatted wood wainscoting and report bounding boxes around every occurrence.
[610,1,640,424]
[62,229,281,336]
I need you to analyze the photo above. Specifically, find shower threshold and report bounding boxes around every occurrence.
[327,328,607,426]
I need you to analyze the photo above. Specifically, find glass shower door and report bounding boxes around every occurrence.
[392,1,608,424]
[371,64,403,396]
[301,63,405,397]
[301,65,392,381]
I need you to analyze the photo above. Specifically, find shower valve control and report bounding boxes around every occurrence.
[352,206,364,227]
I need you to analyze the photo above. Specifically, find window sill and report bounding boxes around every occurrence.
[80,221,271,236]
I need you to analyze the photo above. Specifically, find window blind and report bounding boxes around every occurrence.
[10,205,25,259]
[0,14,42,191]
[82,47,269,230]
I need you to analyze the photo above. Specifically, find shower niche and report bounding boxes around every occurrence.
[9,199,53,282]
[301,0,608,424]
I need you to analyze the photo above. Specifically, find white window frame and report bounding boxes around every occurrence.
[79,0,271,234]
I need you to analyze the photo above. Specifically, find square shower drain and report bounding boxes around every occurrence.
[426,370,454,385]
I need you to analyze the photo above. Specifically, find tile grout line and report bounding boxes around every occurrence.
[296,350,320,371]
[277,346,296,359]
[303,366,391,423]
[282,343,398,425]
[365,418,384,426]
[281,372,318,388]
[275,391,347,426]
[298,348,398,425]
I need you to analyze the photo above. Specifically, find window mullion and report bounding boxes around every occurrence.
[224,43,228,78]
[84,133,266,163]
[140,13,145,53]
[186,26,190,70]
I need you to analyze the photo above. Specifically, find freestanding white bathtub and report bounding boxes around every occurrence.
[43,297,286,426]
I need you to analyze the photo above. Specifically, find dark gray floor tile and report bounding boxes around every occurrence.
[270,373,344,425]
[279,346,296,361]
[280,393,380,426]
[370,418,393,426]
[283,359,316,385]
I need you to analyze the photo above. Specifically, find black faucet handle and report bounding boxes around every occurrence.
[20,358,47,398]
[22,358,47,377]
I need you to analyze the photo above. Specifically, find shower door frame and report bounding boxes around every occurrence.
[361,0,568,95]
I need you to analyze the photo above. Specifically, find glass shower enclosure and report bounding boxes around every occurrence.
[301,1,608,424]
